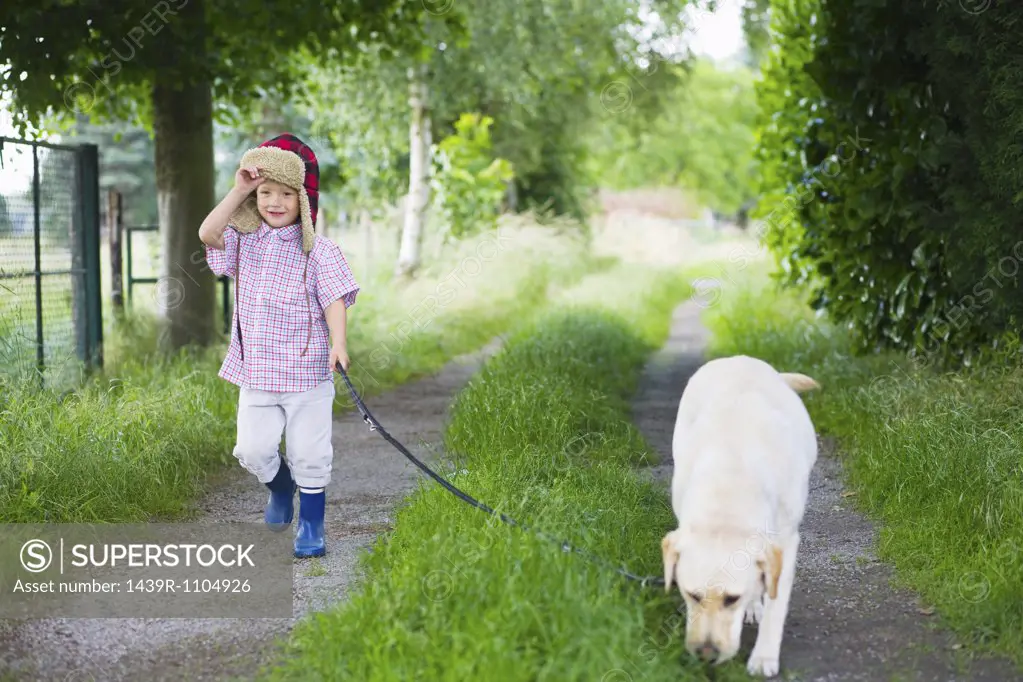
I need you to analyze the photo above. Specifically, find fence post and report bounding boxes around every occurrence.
[32,143,44,387]
[126,226,134,304]
[77,143,103,371]
[71,144,87,377]
[109,189,124,314]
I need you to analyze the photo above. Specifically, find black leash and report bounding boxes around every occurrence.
[334,362,666,589]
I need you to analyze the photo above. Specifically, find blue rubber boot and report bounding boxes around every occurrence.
[294,489,326,558]
[264,457,296,531]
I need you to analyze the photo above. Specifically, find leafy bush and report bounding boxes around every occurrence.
[754,0,1023,364]
[430,113,514,241]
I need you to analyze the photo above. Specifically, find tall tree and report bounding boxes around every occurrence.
[300,0,696,263]
[0,1,437,349]
[395,62,432,278]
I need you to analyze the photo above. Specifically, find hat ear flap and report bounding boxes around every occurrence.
[299,189,315,253]
[229,195,263,234]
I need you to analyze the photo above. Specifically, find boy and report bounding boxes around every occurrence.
[198,133,359,559]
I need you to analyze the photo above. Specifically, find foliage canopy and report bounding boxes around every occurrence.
[0,1,436,134]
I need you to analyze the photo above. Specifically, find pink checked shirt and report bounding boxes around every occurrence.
[205,222,359,392]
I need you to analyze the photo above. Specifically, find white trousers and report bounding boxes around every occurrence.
[232,379,336,489]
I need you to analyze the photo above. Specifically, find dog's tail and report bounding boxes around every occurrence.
[779,372,821,393]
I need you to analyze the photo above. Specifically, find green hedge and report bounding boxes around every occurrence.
[755,0,1023,363]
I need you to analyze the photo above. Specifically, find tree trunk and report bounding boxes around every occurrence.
[152,77,216,350]
[395,63,431,279]
[504,180,519,213]
[261,101,287,141]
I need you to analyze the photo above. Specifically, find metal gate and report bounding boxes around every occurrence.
[122,223,233,335]
[0,137,102,389]
[105,189,233,338]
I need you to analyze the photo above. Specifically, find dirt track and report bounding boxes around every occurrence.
[631,301,1023,681]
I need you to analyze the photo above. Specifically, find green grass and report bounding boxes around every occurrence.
[0,263,84,391]
[0,344,239,522]
[701,262,1023,669]
[256,264,759,682]
[0,220,598,523]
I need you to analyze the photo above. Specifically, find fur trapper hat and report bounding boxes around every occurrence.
[229,132,320,253]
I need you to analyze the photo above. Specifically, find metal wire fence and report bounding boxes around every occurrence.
[0,137,102,390]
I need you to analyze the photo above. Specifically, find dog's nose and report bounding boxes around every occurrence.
[697,643,719,661]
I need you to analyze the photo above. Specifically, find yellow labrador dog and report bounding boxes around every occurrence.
[661,354,819,677]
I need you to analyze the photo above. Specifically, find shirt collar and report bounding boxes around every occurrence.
[257,221,302,241]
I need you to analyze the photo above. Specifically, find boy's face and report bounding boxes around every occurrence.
[256,180,300,228]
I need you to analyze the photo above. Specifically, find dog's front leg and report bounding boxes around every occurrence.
[744,593,764,625]
[747,534,800,677]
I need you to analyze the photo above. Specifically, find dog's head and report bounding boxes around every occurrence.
[661,527,783,664]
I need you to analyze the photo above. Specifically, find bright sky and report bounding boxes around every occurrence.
[0,90,60,196]
[685,0,745,61]
[0,1,744,195]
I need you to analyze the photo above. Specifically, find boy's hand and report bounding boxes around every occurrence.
[234,166,265,194]
[330,343,350,373]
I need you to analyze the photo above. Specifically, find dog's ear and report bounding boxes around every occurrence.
[661,530,682,593]
[756,544,783,600]
[779,372,820,393]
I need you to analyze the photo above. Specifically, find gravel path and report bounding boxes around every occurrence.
[631,301,1023,681]
[0,338,503,682]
